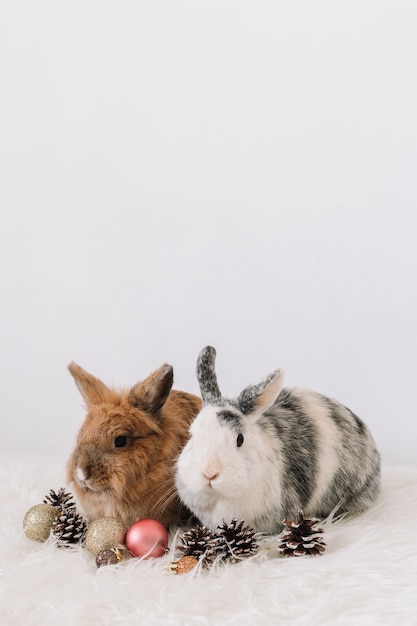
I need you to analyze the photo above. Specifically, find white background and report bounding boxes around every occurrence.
[1,1,416,466]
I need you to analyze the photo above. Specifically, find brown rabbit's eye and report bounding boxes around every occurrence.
[114,435,128,448]
[236,433,244,448]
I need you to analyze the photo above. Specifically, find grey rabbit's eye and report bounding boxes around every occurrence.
[114,435,128,448]
[236,433,244,447]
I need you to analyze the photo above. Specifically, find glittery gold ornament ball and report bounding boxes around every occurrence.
[169,555,198,575]
[23,504,59,542]
[85,517,126,556]
[95,547,123,568]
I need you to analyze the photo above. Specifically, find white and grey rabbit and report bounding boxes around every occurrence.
[175,346,381,534]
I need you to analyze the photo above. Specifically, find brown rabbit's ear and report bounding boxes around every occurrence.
[68,362,110,406]
[128,363,174,415]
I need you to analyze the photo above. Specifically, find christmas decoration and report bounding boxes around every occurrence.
[85,517,126,557]
[23,504,59,542]
[43,488,75,510]
[42,487,88,548]
[24,489,174,566]
[169,555,199,575]
[171,518,259,573]
[24,486,328,572]
[277,511,326,557]
[176,524,219,564]
[215,518,259,563]
[52,507,88,547]
[125,518,169,558]
[95,548,123,568]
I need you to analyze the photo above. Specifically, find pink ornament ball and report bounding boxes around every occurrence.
[125,518,169,559]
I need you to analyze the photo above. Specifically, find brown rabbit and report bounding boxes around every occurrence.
[67,361,201,529]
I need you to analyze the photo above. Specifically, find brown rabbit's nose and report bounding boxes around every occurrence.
[75,464,91,483]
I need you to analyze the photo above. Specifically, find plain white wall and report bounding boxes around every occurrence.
[1,1,416,466]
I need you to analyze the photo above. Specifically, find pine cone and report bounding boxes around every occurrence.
[216,519,259,563]
[278,510,326,557]
[177,525,220,565]
[52,507,88,548]
[43,488,75,510]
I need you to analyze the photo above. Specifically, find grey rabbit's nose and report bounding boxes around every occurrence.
[204,471,219,482]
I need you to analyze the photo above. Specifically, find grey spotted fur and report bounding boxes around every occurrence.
[175,346,381,534]
[196,345,222,404]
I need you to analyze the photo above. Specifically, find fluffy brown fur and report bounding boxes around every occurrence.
[67,362,201,529]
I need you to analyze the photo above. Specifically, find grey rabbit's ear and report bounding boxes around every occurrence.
[196,346,222,404]
[237,369,285,418]
[129,363,174,414]
[68,362,110,406]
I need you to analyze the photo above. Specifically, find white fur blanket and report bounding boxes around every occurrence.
[1,454,416,626]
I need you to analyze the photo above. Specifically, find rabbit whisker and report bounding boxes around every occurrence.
[150,485,179,517]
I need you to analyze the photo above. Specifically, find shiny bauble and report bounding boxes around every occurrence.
[125,518,169,558]
[23,504,59,542]
[95,547,123,568]
[169,555,198,575]
[85,517,126,556]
